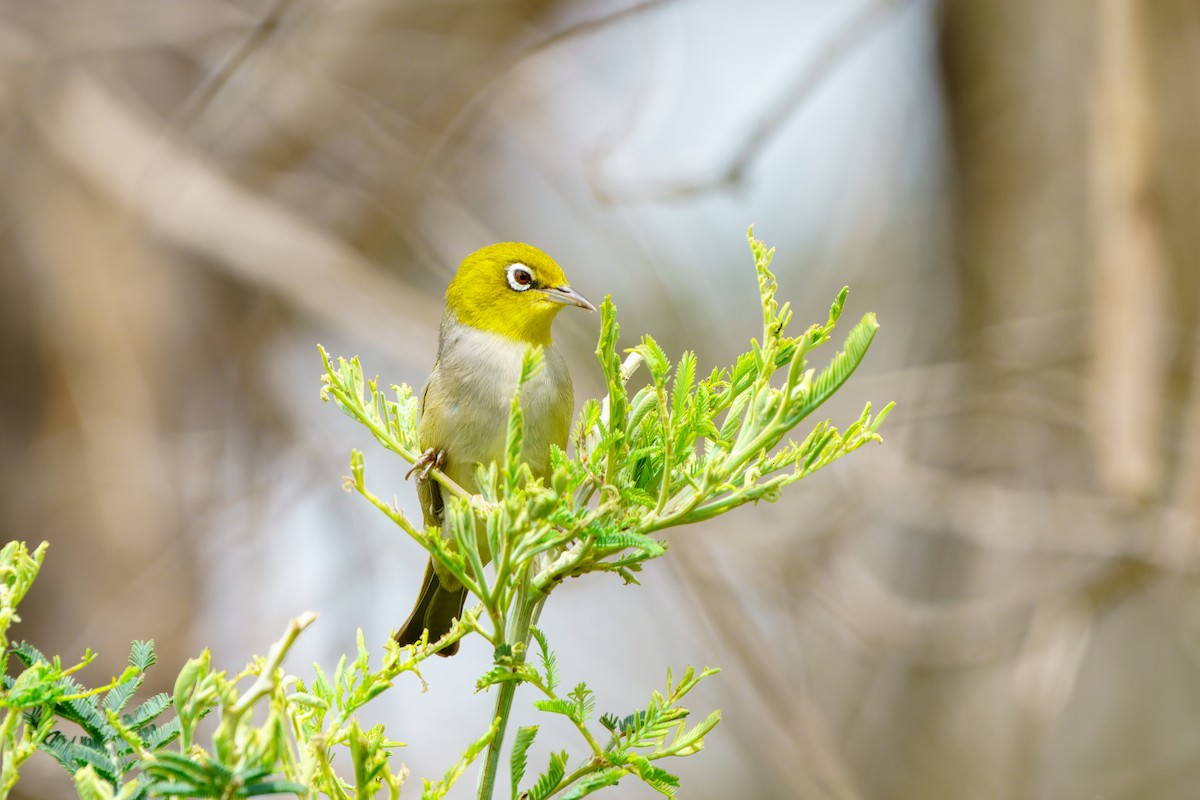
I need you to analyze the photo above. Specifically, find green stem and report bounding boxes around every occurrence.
[548,761,609,799]
[475,589,545,800]
[475,675,518,800]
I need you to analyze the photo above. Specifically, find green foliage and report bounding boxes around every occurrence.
[320,228,892,800]
[527,750,567,800]
[509,726,538,800]
[516,635,720,799]
[0,541,143,800]
[422,719,499,800]
[0,229,891,800]
[0,545,477,800]
[0,541,45,652]
[25,638,179,800]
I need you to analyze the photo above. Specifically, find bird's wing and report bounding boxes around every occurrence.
[416,366,444,525]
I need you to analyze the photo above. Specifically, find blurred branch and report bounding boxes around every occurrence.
[538,0,682,45]
[1174,336,1200,515]
[671,542,865,800]
[1086,0,1169,501]
[429,0,687,169]
[808,556,1104,665]
[881,453,1200,572]
[29,74,439,362]
[1012,558,1152,723]
[588,0,919,203]
[171,0,298,130]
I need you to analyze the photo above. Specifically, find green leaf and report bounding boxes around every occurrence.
[149,783,211,797]
[103,677,140,714]
[595,297,629,482]
[59,738,120,781]
[142,717,181,750]
[128,640,156,672]
[241,779,310,796]
[503,346,545,491]
[869,401,896,435]
[630,336,670,384]
[620,487,657,509]
[127,693,170,729]
[8,640,50,670]
[590,530,666,558]
[629,754,679,795]
[569,682,596,723]
[533,698,579,722]
[530,627,558,693]
[528,750,568,800]
[0,541,47,650]
[791,313,879,426]
[827,285,849,328]
[41,732,91,774]
[422,718,499,800]
[628,706,686,750]
[284,692,328,710]
[142,751,212,784]
[172,651,211,713]
[510,726,538,800]
[671,351,696,421]
[668,709,721,757]
[57,695,114,743]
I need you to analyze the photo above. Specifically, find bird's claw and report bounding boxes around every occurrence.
[406,448,445,482]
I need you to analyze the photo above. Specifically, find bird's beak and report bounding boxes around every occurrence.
[541,285,596,312]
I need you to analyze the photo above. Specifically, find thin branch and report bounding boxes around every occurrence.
[171,0,298,130]
[427,0,688,167]
[589,0,920,203]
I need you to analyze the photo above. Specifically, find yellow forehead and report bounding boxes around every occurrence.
[450,242,568,290]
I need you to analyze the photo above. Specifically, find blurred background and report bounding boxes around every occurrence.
[3,0,1199,797]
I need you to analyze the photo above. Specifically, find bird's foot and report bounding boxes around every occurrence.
[405,448,445,482]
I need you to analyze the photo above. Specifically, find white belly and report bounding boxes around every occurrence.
[419,320,573,486]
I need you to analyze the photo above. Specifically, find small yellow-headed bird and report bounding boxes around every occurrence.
[395,243,594,656]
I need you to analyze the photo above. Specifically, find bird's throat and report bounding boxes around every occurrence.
[448,301,558,347]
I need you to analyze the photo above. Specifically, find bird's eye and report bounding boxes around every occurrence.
[506,264,534,292]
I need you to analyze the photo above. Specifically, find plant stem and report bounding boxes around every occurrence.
[475,588,545,800]
[476,673,518,800]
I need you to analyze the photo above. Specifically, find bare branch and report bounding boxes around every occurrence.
[171,0,299,131]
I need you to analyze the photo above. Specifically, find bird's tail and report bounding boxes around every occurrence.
[394,559,468,657]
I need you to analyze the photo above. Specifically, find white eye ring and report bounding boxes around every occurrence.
[506,263,534,292]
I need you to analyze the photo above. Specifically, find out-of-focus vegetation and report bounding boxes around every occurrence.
[1,0,1198,798]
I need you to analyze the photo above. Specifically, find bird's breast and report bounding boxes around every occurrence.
[420,322,573,487]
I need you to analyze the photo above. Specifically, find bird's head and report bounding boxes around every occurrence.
[445,242,595,345]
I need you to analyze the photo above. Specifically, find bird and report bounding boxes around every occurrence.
[394,242,594,656]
